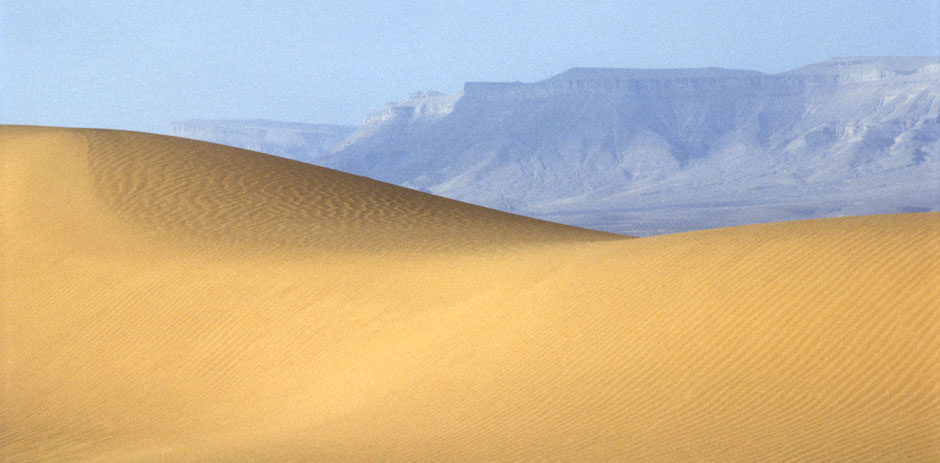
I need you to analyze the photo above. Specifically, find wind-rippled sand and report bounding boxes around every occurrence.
[2,126,938,461]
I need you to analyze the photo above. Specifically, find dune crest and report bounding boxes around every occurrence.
[2,126,938,462]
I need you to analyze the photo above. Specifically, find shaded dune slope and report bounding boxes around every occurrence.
[2,126,938,462]
[82,128,620,250]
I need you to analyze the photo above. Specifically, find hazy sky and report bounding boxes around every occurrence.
[2,0,938,134]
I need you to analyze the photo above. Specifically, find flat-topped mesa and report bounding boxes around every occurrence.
[314,57,940,235]
[358,58,940,123]
[463,68,786,100]
[462,58,940,99]
[545,66,767,82]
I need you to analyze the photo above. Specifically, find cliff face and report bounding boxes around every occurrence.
[169,120,355,164]
[318,57,940,234]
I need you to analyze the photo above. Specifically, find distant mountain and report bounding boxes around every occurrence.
[172,58,940,235]
[169,120,355,164]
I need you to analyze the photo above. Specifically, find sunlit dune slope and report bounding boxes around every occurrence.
[2,126,938,462]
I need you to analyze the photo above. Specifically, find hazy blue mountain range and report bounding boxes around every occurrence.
[171,57,940,235]
[169,120,355,165]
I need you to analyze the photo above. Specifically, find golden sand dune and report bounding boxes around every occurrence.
[2,126,938,462]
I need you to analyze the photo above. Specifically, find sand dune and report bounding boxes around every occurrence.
[2,126,938,462]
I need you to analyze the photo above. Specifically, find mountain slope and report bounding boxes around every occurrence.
[174,57,938,235]
[2,126,939,462]
[318,57,940,235]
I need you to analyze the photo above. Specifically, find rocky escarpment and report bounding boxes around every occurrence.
[331,91,462,152]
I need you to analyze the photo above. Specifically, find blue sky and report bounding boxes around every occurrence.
[2,0,938,134]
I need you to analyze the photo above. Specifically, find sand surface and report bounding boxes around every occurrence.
[2,126,938,461]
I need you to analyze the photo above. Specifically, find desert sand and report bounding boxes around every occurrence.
[2,126,938,462]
